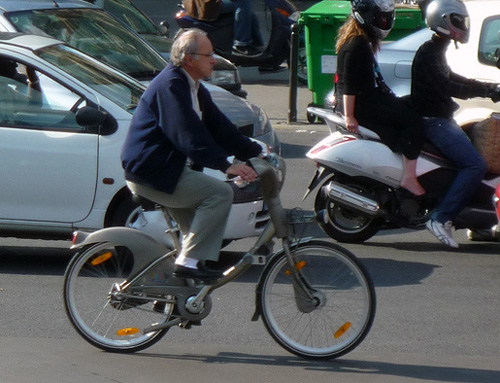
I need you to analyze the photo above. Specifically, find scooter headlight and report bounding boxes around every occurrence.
[288,11,301,22]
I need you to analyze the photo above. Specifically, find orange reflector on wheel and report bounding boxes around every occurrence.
[91,252,113,266]
[295,261,306,270]
[117,327,140,336]
[285,261,307,276]
[334,322,352,339]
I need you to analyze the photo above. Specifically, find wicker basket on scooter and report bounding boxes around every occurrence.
[467,113,500,174]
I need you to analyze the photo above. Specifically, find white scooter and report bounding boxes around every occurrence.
[303,107,500,243]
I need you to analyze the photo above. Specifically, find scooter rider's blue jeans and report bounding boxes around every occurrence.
[423,118,487,224]
[222,0,263,47]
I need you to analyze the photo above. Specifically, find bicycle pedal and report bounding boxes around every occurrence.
[178,320,202,329]
[152,301,167,313]
[252,255,266,265]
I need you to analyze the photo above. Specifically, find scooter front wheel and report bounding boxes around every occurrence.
[258,240,376,359]
[63,242,173,353]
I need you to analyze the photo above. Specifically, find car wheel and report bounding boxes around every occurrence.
[106,196,141,227]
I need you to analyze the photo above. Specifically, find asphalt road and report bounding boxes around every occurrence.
[1,125,500,383]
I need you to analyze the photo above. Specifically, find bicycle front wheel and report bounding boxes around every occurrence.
[258,240,375,359]
[64,242,173,353]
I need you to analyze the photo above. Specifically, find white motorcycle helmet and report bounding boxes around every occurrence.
[425,0,470,43]
[351,0,395,40]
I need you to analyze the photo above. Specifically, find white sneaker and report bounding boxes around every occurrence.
[426,219,459,248]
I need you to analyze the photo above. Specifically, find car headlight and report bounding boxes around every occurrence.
[251,104,272,137]
[211,69,239,87]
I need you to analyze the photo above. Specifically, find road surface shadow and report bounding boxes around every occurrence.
[137,351,500,383]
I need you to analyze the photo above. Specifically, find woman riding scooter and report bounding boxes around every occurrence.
[335,0,425,196]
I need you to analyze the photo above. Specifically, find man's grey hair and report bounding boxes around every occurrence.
[170,28,208,67]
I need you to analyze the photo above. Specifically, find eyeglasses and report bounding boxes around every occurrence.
[194,52,215,58]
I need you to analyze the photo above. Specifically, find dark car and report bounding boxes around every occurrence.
[83,0,246,97]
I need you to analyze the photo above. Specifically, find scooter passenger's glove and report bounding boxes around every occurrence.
[487,83,500,103]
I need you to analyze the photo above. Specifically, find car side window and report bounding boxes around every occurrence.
[0,57,87,131]
[478,16,500,67]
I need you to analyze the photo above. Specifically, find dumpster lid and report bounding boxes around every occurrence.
[299,1,423,23]
[300,1,351,21]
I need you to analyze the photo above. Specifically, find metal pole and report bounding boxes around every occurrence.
[288,23,300,124]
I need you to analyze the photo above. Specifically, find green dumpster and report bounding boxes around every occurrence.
[299,1,425,110]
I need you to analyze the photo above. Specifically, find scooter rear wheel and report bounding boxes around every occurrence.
[314,177,380,243]
[63,243,172,353]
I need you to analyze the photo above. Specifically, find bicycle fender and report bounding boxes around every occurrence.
[71,227,171,277]
[251,238,312,321]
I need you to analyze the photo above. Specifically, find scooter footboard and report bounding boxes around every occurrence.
[71,227,171,279]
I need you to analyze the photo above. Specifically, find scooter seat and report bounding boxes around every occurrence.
[306,106,382,140]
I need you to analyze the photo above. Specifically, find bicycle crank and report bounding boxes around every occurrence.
[176,295,213,322]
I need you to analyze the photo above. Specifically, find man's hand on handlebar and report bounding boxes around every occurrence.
[226,163,258,182]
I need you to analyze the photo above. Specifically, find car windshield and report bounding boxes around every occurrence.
[36,43,145,111]
[6,8,166,80]
[101,0,158,34]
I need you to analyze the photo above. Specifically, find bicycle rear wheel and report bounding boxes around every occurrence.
[63,242,173,353]
[258,240,375,359]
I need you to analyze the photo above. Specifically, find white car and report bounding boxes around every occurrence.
[324,0,500,129]
[0,33,270,242]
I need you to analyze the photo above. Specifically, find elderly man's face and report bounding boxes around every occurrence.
[186,35,216,81]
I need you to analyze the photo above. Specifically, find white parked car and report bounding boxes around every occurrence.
[0,33,270,242]
[324,0,500,129]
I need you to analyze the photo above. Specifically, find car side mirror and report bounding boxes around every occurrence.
[76,106,118,135]
[496,48,500,69]
[159,20,170,37]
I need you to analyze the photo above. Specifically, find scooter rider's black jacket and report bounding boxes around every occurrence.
[411,34,491,119]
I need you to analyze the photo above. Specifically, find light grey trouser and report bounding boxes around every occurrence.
[127,165,233,262]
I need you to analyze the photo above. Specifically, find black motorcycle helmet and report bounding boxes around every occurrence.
[351,0,396,39]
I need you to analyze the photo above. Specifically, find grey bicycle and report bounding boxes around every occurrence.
[63,154,376,359]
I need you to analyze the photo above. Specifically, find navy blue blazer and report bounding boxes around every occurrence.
[121,63,261,194]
